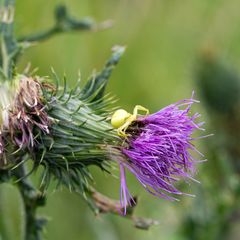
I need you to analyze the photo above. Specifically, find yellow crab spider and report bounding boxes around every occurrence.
[111,105,149,137]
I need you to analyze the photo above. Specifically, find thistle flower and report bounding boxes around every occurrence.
[114,97,204,213]
[0,44,206,219]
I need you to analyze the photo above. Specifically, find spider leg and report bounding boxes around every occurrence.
[133,105,149,117]
[117,120,132,137]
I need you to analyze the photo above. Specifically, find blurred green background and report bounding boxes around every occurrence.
[1,0,240,239]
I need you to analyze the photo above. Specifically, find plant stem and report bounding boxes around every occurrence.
[0,0,17,79]
[88,188,159,230]
[14,165,46,240]
[17,5,112,44]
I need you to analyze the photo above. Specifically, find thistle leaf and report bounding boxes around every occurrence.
[81,46,125,103]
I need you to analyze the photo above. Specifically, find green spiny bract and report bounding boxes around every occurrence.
[34,47,125,197]
[37,80,119,194]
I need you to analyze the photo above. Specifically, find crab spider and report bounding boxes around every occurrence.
[111,105,149,137]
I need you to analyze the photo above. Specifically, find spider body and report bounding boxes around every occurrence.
[111,105,149,137]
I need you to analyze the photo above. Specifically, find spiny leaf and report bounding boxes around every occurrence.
[81,46,125,103]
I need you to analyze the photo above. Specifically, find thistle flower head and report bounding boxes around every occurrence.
[7,76,51,149]
[0,44,206,218]
[116,97,204,213]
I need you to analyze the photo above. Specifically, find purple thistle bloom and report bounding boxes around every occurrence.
[118,97,204,214]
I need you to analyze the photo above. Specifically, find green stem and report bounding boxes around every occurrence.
[1,0,15,34]
[1,35,9,76]
[17,5,112,44]
[0,0,17,79]
[18,27,58,43]
[17,19,112,44]
[14,165,46,240]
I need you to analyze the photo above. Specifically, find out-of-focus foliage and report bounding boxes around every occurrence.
[196,49,240,114]
[179,50,240,240]
[1,0,240,240]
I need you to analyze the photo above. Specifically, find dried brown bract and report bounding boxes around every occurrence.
[8,77,51,149]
